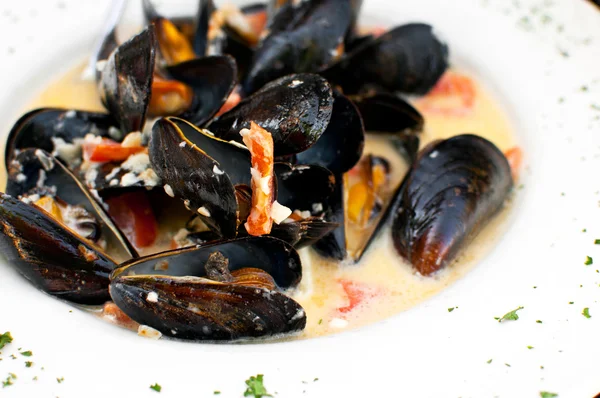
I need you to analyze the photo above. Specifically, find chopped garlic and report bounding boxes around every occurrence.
[163,184,175,198]
[179,141,187,148]
[121,131,143,147]
[212,165,224,175]
[146,292,159,303]
[121,153,151,174]
[120,172,139,186]
[312,202,323,213]
[289,79,303,88]
[197,206,211,217]
[15,173,26,183]
[138,325,162,340]
[51,137,82,167]
[271,201,292,224]
[329,318,349,329]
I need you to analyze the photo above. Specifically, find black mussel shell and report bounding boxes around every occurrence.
[149,117,251,238]
[0,193,117,304]
[270,218,338,249]
[322,23,449,95]
[391,134,513,275]
[193,0,216,56]
[352,93,424,134]
[5,108,118,169]
[244,0,353,94]
[113,236,302,288]
[312,177,347,261]
[6,149,138,261]
[100,26,157,134]
[110,274,305,340]
[295,90,364,175]
[274,163,335,214]
[166,55,237,127]
[209,73,333,157]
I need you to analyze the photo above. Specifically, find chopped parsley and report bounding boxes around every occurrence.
[2,373,17,388]
[536,320,543,324]
[318,319,322,325]
[505,363,511,367]
[448,307,455,312]
[25,362,33,368]
[244,374,272,398]
[498,306,524,322]
[150,383,162,392]
[214,391,221,395]
[527,346,534,350]
[594,239,600,245]
[585,256,593,265]
[569,302,574,304]
[0,332,13,350]
[487,359,492,364]
[20,351,32,357]
[540,392,558,398]
[57,377,64,384]
[582,307,591,318]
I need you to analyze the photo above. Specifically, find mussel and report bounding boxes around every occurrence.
[322,23,449,95]
[391,134,513,275]
[243,0,354,94]
[110,236,306,340]
[208,73,334,157]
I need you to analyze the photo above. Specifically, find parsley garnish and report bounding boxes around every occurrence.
[244,374,272,398]
[448,307,455,312]
[569,302,574,304]
[505,363,511,367]
[57,377,64,384]
[20,351,32,357]
[540,392,558,398]
[25,361,33,368]
[527,346,534,349]
[498,306,524,322]
[2,373,17,388]
[150,383,162,392]
[0,332,13,350]
[214,391,221,395]
[318,319,322,325]
[594,239,600,245]
[536,320,543,324]
[582,307,591,318]
[585,256,593,265]
[487,359,492,364]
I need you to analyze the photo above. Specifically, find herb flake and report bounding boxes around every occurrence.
[0,332,13,350]
[150,383,162,392]
[25,361,33,368]
[244,374,272,398]
[585,256,593,265]
[540,392,558,398]
[583,307,591,318]
[20,351,32,357]
[498,306,524,322]
[57,377,64,384]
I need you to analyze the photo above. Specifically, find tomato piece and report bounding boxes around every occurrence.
[416,71,476,116]
[336,279,381,314]
[83,139,145,163]
[149,76,193,116]
[215,90,242,117]
[105,191,158,248]
[101,302,139,330]
[504,146,523,181]
[245,9,267,38]
[241,121,275,236]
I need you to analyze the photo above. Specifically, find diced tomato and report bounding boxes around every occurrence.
[215,90,242,117]
[83,139,145,163]
[241,121,275,236]
[504,146,523,181]
[416,71,476,116]
[336,279,382,314]
[105,191,158,248]
[149,76,193,117]
[245,9,267,38]
[101,302,139,330]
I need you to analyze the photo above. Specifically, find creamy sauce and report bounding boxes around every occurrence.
[15,61,517,340]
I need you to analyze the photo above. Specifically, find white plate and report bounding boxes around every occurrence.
[1,0,599,397]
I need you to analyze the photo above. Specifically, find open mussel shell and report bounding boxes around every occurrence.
[149,117,251,238]
[6,149,138,261]
[100,26,157,134]
[0,194,117,304]
[391,134,513,275]
[270,218,338,249]
[112,236,302,288]
[352,93,424,134]
[4,108,117,169]
[110,274,306,341]
[322,23,449,95]
[166,55,237,126]
[243,0,353,94]
[295,90,364,175]
[311,179,347,261]
[209,73,333,157]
